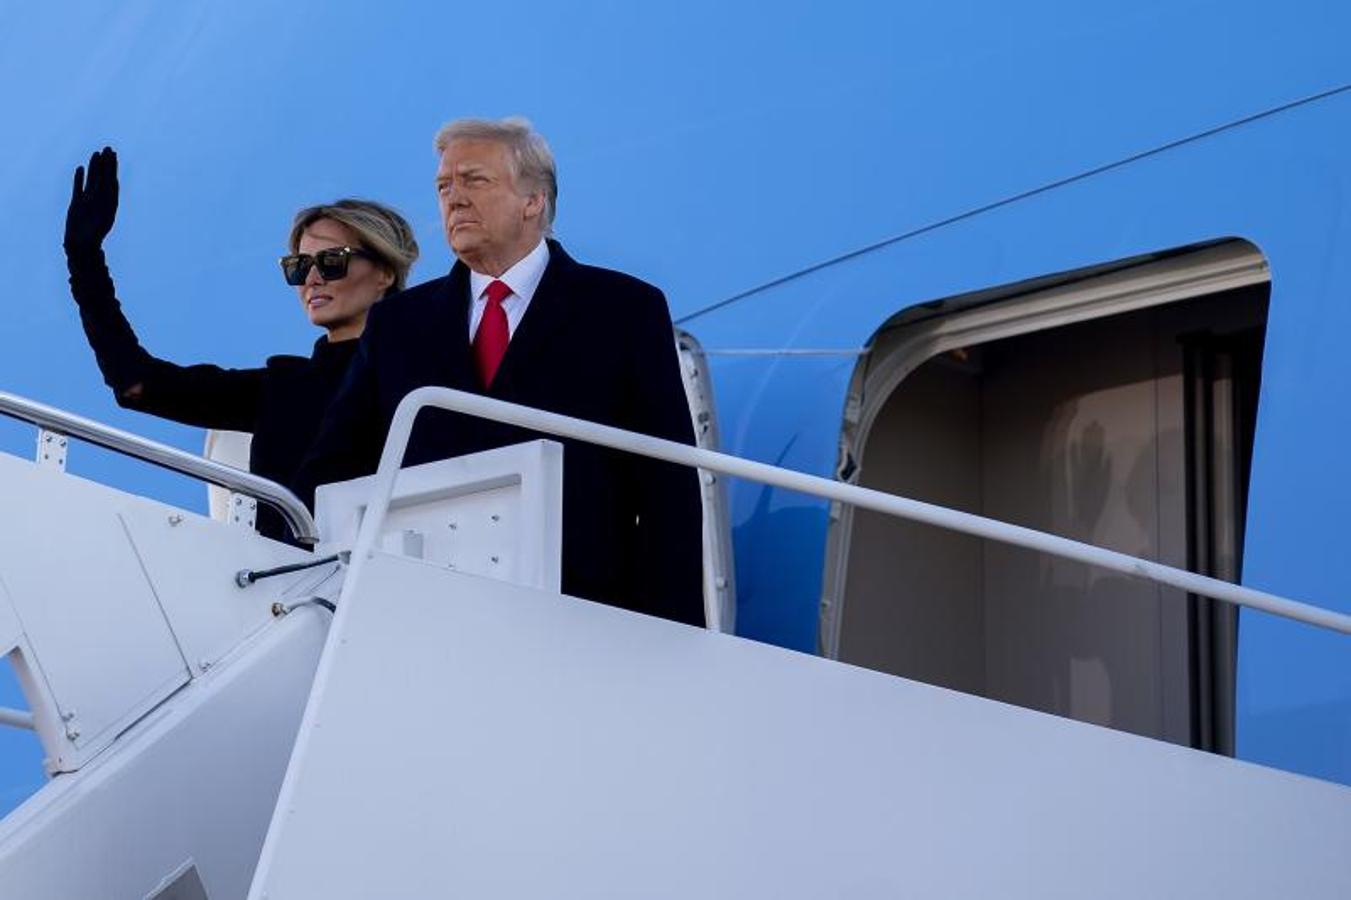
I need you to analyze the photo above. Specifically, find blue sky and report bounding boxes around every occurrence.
[3,0,1349,813]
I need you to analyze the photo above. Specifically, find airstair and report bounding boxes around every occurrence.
[0,388,1346,898]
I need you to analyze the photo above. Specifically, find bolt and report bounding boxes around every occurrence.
[490,555,500,564]
[490,514,500,523]
[168,514,183,526]
[448,522,458,530]
[716,577,728,589]
[65,728,80,741]
[703,473,716,486]
[198,659,212,672]
[60,710,76,722]
[58,438,67,447]
[271,602,287,617]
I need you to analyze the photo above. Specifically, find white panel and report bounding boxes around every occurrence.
[0,459,188,770]
[253,554,1351,899]
[120,505,333,676]
[315,440,563,592]
[382,481,521,578]
[0,577,23,655]
[0,611,327,900]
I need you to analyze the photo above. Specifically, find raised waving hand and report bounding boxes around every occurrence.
[64,146,119,253]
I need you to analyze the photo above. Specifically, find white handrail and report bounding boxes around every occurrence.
[0,707,34,731]
[0,389,319,545]
[340,386,1351,637]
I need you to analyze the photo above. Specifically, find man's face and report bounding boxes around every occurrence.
[435,138,544,275]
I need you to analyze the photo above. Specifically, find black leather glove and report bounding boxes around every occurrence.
[64,147,119,253]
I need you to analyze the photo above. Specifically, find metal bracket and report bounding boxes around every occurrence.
[229,493,258,531]
[36,429,68,471]
[144,858,209,900]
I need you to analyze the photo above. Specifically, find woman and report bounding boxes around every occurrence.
[64,146,419,539]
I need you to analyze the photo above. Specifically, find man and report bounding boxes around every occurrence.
[294,117,704,627]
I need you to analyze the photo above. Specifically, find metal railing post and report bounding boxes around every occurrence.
[0,390,318,545]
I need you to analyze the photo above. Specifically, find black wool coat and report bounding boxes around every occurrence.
[294,241,705,627]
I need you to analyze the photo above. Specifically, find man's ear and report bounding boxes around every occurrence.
[523,191,545,222]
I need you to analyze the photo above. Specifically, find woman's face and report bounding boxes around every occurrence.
[295,218,393,341]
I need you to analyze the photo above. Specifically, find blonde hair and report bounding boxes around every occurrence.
[433,116,558,232]
[288,198,420,295]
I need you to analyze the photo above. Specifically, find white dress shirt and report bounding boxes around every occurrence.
[468,239,551,341]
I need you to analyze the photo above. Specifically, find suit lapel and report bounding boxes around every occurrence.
[489,240,576,396]
[433,261,477,390]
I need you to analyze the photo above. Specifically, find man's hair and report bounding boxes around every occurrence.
[288,198,420,296]
[433,116,558,233]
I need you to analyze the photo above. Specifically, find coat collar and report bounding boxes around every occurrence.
[449,239,577,395]
[434,262,476,389]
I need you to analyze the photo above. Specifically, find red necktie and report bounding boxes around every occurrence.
[473,279,511,388]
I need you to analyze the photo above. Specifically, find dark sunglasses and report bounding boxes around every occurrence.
[279,246,377,286]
